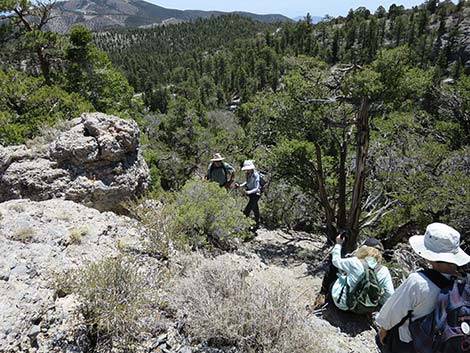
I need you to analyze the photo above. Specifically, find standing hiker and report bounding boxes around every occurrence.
[376,222,470,353]
[235,160,261,230]
[331,233,394,314]
[206,153,235,188]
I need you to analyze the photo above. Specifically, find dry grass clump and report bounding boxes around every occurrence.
[170,255,334,353]
[67,226,89,245]
[11,226,35,243]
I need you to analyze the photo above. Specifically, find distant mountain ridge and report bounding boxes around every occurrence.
[48,0,292,33]
[292,15,323,23]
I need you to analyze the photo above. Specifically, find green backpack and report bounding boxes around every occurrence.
[344,261,384,314]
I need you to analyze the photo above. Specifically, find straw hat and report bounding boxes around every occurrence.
[241,160,255,171]
[210,153,225,162]
[409,223,470,266]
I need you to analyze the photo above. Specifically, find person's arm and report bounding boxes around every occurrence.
[375,274,420,339]
[205,163,212,180]
[378,267,395,305]
[226,163,235,187]
[331,235,360,275]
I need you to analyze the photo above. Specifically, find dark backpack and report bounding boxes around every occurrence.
[409,270,470,353]
[258,172,268,193]
[343,261,384,314]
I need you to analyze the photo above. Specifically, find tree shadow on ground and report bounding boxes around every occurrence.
[246,232,331,269]
[248,241,314,267]
[315,301,376,337]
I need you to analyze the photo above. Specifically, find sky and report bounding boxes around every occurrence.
[147,0,434,19]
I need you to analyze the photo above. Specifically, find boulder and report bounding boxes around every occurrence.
[0,113,150,211]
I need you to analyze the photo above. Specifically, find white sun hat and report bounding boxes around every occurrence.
[409,222,470,266]
[241,160,255,171]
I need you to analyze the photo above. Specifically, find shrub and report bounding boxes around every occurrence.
[261,181,320,231]
[124,197,173,259]
[11,226,35,243]
[54,256,162,351]
[170,255,334,353]
[0,69,92,145]
[168,178,253,250]
[67,226,89,245]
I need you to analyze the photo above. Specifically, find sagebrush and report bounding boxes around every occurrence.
[54,256,162,351]
[170,255,335,353]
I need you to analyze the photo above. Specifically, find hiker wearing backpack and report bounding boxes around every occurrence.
[235,160,261,231]
[376,222,470,353]
[206,153,236,188]
[331,233,394,314]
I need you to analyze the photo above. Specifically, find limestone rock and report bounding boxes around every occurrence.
[0,199,142,352]
[0,112,149,212]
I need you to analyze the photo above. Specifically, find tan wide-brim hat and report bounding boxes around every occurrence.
[241,160,255,171]
[409,222,470,266]
[210,153,225,162]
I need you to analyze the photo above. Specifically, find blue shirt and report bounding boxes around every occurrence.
[242,170,260,195]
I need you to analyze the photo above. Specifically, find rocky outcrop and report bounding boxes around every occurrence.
[0,199,143,352]
[0,113,149,212]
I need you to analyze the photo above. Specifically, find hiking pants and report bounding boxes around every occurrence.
[244,194,260,227]
[376,325,415,353]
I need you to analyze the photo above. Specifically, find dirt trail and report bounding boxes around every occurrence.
[237,228,381,353]
[240,228,326,307]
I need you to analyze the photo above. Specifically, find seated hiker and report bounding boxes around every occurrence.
[331,233,394,314]
[206,153,235,188]
[235,160,261,230]
[376,222,470,353]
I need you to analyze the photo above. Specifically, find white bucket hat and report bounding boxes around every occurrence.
[210,153,225,162]
[409,223,470,266]
[241,160,255,171]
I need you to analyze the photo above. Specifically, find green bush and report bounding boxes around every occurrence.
[168,178,253,250]
[261,182,320,231]
[0,69,92,145]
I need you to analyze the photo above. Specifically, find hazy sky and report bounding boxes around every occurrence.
[148,0,432,18]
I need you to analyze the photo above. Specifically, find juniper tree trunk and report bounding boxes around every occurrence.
[320,97,371,295]
[314,142,336,244]
[345,97,370,253]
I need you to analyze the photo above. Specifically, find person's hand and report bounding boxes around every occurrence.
[336,234,345,245]
[378,327,387,345]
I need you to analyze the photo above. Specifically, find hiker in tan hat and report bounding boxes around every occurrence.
[375,222,470,353]
[206,153,236,188]
[235,160,261,231]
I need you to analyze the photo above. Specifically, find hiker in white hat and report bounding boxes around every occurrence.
[235,160,261,231]
[376,222,470,353]
[206,153,236,188]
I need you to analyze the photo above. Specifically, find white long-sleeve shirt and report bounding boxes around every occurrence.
[331,244,395,311]
[240,170,260,195]
[375,272,444,342]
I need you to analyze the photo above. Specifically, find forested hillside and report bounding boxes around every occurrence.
[94,1,470,115]
[1,1,470,351]
[1,0,469,248]
[93,15,280,110]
